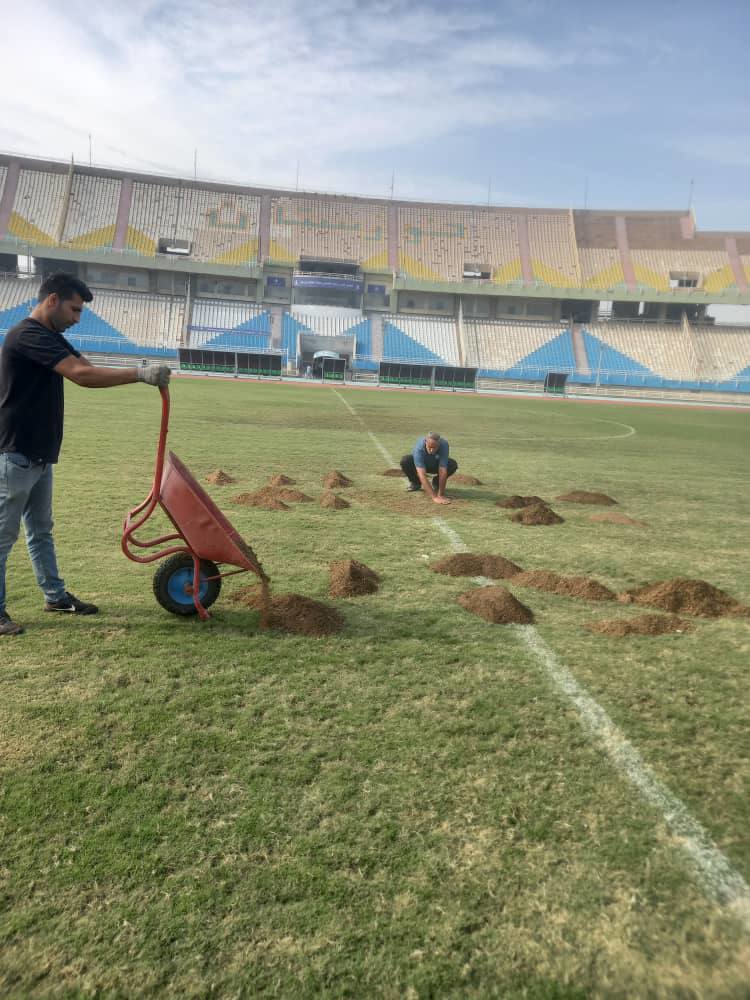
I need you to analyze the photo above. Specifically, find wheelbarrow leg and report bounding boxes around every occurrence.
[192,555,211,620]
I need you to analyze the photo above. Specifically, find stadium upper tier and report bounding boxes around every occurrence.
[1,154,750,298]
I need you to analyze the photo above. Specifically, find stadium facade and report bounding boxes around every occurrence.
[1,152,749,398]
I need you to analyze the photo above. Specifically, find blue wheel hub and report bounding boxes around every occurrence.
[166,565,210,605]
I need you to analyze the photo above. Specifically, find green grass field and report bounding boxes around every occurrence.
[1,378,749,998]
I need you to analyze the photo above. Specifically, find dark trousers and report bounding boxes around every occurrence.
[400,454,458,487]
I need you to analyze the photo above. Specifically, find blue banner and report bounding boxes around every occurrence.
[293,275,363,290]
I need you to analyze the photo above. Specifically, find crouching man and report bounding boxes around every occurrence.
[0,272,171,636]
[400,431,457,505]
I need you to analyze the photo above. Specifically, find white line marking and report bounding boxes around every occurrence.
[331,388,397,465]
[329,390,750,930]
[516,626,750,928]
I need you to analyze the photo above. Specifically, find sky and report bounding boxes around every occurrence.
[1,0,749,230]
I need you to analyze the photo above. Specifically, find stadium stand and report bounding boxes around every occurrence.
[630,249,735,292]
[0,275,180,354]
[397,207,525,284]
[1,154,749,396]
[527,212,580,287]
[579,247,626,289]
[581,322,697,379]
[0,274,40,334]
[463,320,575,377]
[71,289,184,354]
[269,197,388,268]
[8,168,67,245]
[128,182,261,262]
[188,299,271,349]
[382,314,460,364]
[692,325,750,380]
[62,174,121,250]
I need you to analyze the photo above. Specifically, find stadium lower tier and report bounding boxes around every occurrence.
[1,277,748,391]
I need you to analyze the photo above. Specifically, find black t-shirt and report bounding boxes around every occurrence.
[0,318,81,463]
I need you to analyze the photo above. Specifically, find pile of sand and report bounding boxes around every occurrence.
[205,469,236,485]
[323,471,353,488]
[585,614,692,637]
[232,492,289,511]
[513,569,615,601]
[556,490,617,505]
[508,504,564,526]
[274,487,313,503]
[382,468,404,477]
[620,578,750,618]
[452,474,484,486]
[320,491,350,509]
[268,473,296,486]
[496,495,546,509]
[231,484,312,508]
[329,559,380,598]
[590,512,646,526]
[430,553,522,579]
[458,586,534,624]
[231,585,343,636]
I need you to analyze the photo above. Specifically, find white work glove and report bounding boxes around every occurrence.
[137,364,171,387]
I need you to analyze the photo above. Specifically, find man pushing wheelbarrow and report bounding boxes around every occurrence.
[0,273,171,637]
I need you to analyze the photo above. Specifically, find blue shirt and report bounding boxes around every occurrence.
[413,436,449,469]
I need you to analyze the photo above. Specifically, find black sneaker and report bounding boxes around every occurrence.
[44,592,99,615]
[432,476,440,492]
[405,482,421,492]
[0,615,24,636]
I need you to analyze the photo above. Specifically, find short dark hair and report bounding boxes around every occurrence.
[38,272,93,304]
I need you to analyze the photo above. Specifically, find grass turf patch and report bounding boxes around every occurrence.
[0,379,748,996]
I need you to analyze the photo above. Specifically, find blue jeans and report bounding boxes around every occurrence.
[0,453,66,616]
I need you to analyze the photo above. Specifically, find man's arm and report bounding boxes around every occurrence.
[415,465,451,504]
[54,355,170,388]
[436,465,448,497]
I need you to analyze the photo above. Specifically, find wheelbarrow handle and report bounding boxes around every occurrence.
[122,386,171,545]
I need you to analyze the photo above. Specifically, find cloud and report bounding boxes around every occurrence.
[0,0,570,185]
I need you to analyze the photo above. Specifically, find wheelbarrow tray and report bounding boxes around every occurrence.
[160,450,259,570]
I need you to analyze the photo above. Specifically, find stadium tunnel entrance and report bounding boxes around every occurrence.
[299,333,354,376]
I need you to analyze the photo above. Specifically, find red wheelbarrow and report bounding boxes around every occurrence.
[122,387,269,619]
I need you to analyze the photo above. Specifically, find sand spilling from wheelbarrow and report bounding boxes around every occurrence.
[452,474,484,486]
[329,559,380,598]
[230,585,343,636]
[585,614,693,637]
[513,569,616,601]
[620,578,750,618]
[268,473,296,486]
[382,468,404,477]
[590,512,646,526]
[231,492,290,511]
[320,491,350,509]
[556,490,617,505]
[508,504,564,525]
[206,469,236,485]
[496,495,546,509]
[323,470,353,488]
[430,553,522,579]
[458,586,534,625]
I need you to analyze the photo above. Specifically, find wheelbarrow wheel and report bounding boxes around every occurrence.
[153,553,221,616]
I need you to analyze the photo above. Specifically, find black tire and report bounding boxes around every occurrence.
[152,553,221,616]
